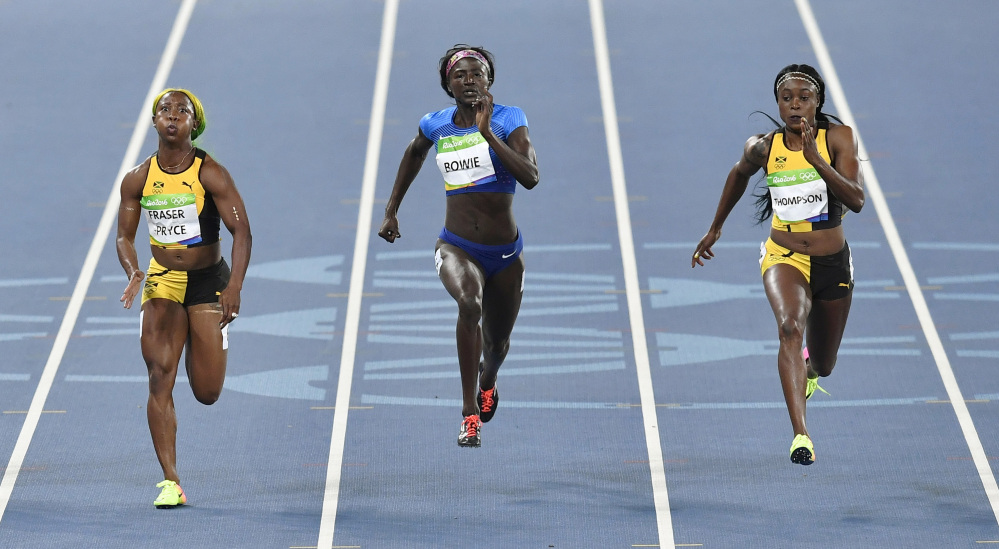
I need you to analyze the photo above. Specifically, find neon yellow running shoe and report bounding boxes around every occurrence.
[806,375,830,400]
[154,480,187,508]
[802,347,829,400]
[789,434,815,465]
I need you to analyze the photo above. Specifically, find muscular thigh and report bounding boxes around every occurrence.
[435,241,486,301]
[805,293,853,373]
[185,302,227,373]
[482,256,524,340]
[140,298,189,367]
[762,263,811,326]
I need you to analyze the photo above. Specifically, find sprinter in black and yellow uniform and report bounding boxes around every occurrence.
[116,89,252,507]
[759,120,854,301]
[691,64,864,465]
[140,147,228,306]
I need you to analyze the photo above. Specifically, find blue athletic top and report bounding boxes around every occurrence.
[419,104,528,196]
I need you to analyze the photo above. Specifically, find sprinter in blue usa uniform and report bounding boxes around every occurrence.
[378,45,539,447]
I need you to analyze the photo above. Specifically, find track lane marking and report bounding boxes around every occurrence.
[588,0,674,546]
[795,0,999,525]
[0,0,198,525]
[316,0,399,547]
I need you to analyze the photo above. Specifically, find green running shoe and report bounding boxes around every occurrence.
[803,347,829,400]
[154,480,187,508]
[806,375,829,400]
[789,434,815,465]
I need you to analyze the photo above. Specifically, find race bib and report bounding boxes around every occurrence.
[435,132,496,191]
[768,168,829,222]
[142,193,202,246]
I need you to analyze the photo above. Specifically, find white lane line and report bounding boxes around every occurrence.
[588,0,675,546]
[0,0,199,525]
[795,0,999,524]
[316,0,399,546]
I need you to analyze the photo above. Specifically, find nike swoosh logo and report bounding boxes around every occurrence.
[502,251,517,259]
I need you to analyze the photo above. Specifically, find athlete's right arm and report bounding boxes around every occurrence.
[692,134,768,268]
[378,129,434,243]
[116,161,149,309]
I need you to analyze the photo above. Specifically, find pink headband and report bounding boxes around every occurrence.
[446,50,489,76]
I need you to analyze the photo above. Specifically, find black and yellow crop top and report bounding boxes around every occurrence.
[140,148,220,248]
[766,121,845,233]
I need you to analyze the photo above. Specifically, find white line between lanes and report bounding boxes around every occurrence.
[0,0,199,525]
[317,0,399,547]
[795,0,999,525]
[588,0,675,546]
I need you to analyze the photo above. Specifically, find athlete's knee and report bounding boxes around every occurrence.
[776,317,805,344]
[193,388,221,406]
[186,355,226,405]
[810,354,837,377]
[145,362,178,395]
[815,363,835,377]
[482,336,510,359]
[454,293,482,323]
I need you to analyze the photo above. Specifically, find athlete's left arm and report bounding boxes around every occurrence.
[201,157,252,327]
[474,91,539,189]
[801,120,865,213]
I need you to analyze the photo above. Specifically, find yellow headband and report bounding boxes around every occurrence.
[151,88,207,140]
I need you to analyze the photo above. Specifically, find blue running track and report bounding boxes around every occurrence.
[1,1,997,547]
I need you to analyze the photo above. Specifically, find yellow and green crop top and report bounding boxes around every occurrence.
[766,121,845,232]
[140,148,220,248]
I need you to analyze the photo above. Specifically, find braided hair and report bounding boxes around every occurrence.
[752,63,841,223]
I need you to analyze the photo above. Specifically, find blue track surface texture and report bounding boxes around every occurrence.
[1,1,997,548]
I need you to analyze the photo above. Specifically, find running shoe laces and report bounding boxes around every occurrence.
[154,480,187,508]
[806,375,830,400]
[458,414,482,448]
[789,434,815,465]
[802,347,829,400]
[477,385,499,423]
